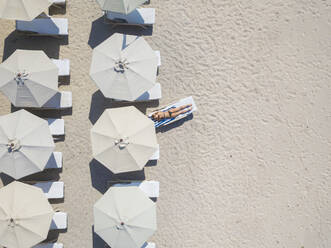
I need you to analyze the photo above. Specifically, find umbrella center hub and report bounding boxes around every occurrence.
[114,137,129,149]
[8,218,16,227]
[114,59,129,73]
[7,139,21,152]
[116,222,125,230]
[15,72,29,86]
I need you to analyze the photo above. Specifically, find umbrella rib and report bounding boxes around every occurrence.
[15,150,45,172]
[16,211,53,221]
[0,123,8,143]
[21,0,30,20]
[125,123,153,142]
[91,132,116,156]
[91,129,115,139]
[125,225,152,247]
[15,221,45,242]
[14,82,40,107]
[15,117,45,141]
[126,204,155,225]
[20,144,54,149]
[125,68,155,99]
[24,79,57,106]
[13,226,21,248]
[127,55,157,66]
[126,65,154,83]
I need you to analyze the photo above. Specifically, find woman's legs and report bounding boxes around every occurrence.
[169,104,192,114]
[170,106,193,118]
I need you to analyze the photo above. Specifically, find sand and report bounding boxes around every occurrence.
[0,0,331,247]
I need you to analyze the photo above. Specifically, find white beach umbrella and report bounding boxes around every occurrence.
[90,33,158,101]
[0,181,54,248]
[0,109,55,179]
[94,186,156,248]
[0,0,53,21]
[96,0,146,14]
[0,49,59,108]
[90,106,158,173]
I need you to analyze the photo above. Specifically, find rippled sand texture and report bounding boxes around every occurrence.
[0,0,331,247]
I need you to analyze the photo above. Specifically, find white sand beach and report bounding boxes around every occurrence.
[0,0,331,247]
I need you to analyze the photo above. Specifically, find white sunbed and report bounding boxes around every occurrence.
[148,96,197,128]
[16,18,68,36]
[142,243,156,248]
[47,118,65,136]
[113,181,159,198]
[33,243,63,248]
[155,50,161,67]
[50,212,67,230]
[51,59,70,77]
[105,8,155,28]
[150,144,159,160]
[42,91,72,109]
[34,181,64,199]
[52,0,66,6]
[45,152,63,170]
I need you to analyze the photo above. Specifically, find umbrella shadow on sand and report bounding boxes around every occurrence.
[92,226,110,248]
[3,30,68,61]
[88,90,159,125]
[89,159,146,194]
[88,16,153,49]
[0,169,61,186]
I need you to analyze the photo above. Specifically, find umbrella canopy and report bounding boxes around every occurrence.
[0,181,54,248]
[0,0,53,21]
[0,109,55,179]
[96,0,146,14]
[91,106,158,173]
[0,49,59,108]
[90,33,158,101]
[94,186,156,248]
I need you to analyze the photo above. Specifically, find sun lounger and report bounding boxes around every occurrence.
[113,181,159,198]
[150,144,159,160]
[45,152,63,169]
[34,181,64,199]
[16,18,68,37]
[50,212,67,230]
[42,91,72,109]
[105,8,155,28]
[33,243,63,248]
[51,59,70,77]
[149,96,197,128]
[155,50,161,67]
[47,119,65,136]
[52,0,66,7]
[138,181,159,198]
[142,243,156,248]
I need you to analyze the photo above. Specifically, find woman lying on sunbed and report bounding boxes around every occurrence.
[151,104,192,121]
